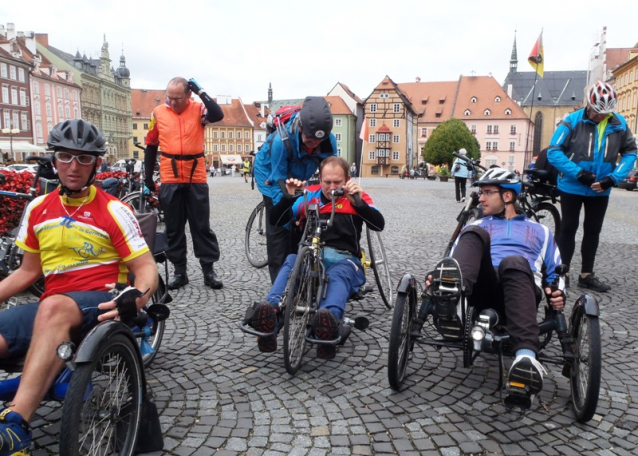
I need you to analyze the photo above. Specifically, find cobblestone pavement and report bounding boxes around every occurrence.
[24,177,638,455]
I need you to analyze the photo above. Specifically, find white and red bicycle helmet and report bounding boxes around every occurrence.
[587,81,617,114]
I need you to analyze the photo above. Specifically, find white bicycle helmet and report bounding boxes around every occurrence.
[475,167,521,196]
[587,81,617,114]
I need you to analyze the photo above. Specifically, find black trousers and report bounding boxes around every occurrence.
[159,183,220,275]
[454,177,467,201]
[453,226,542,353]
[263,195,298,283]
[557,191,609,274]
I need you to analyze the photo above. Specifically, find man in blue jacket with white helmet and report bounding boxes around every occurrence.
[253,96,337,282]
[548,81,637,292]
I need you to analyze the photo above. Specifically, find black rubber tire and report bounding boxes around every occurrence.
[533,202,561,237]
[245,201,268,268]
[366,228,393,309]
[387,290,416,390]
[283,247,314,375]
[60,333,143,456]
[570,309,601,423]
[138,277,167,368]
[121,192,164,229]
[28,276,45,298]
[462,305,475,369]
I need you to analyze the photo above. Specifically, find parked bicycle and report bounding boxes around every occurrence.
[520,168,561,237]
[0,155,57,297]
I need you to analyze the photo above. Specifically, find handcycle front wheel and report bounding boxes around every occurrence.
[121,192,164,230]
[366,227,394,309]
[60,333,143,456]
[245,201,268,269]
[387,286,417,390]
[283,247,314,375]
[570,307,601,423]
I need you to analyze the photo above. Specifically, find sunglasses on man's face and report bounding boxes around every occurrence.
[54,151,97,165]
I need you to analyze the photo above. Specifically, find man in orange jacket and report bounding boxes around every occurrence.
[144,77,224,290]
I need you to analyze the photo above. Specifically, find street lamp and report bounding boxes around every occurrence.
[1,128,20,163]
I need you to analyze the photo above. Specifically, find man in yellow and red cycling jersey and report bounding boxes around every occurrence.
[144,77,225,291]
[0,119,158,454]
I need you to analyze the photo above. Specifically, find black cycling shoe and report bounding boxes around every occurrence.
[578,273,610,292]
[313,309,339,360]
[249,302,278,353]
[168,273,189,290]
[430,258,463,340]
[204,269,224,289]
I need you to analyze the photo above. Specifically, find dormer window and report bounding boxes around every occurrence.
[484,109,491,116]
[494,96,501,103]
[470,97,477,103]
[464,109,471,116]
[504,108,512,115]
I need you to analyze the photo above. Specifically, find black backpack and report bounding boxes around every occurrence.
[533,148,559,186]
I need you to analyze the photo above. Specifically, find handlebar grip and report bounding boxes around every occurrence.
[332,188,345,197]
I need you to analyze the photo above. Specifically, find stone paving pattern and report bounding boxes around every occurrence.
[25,177,638,454]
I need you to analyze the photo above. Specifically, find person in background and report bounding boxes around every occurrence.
[144,77,225,291]
[242,158,251,183]
[452,149,472,202]
[350,162,357,178]
[548,80,637,291]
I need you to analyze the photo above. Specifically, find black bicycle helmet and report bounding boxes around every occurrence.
[475,167,522,196]
[299,96,333,140]
[47,119,107,155]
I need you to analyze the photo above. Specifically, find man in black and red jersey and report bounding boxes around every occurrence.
[0,119,158,454]
[246,156,385,360]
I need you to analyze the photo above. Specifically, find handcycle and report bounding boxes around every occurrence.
[120,142,164,229]
[388,195,601,422]
[0,155,59,297]
[244,191,393,309]
[0,209,172,454]
[240,187,392,375]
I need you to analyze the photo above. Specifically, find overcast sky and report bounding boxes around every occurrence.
[2,0,637,104]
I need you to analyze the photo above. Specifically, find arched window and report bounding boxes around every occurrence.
[504,108,512,115]
[484,109,491,116]
[470,97,477,103]
[464,109,471,116]
[494,96,501,103]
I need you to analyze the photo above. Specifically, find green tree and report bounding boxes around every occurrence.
[422,118,480,167]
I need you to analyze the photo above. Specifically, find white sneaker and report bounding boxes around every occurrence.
[461,197,466,202]
[508,354,547,395]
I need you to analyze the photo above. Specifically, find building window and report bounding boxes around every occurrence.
[392,151,399,160]
[393,119,400,128]
[237,144,242,152]
[3,112,9,129]
[391,166,399,174]
[257,134,263,142]
[65,106,70,118]
[485,158,497,167]
[509,141,515,151]
[2,85,8,103]
[221,144,226,152]
[369,151,375,160]
[510,125,517,134]
[508,154,515,165]
[370,103,377,113]
[495,96,501,102]
[486,141,492,151]
[421,127,428,137]
[493,142,499,151]
[335,118,342,127]
[487,125,493,134]
[368,134,375,143]
[229,144,233,152]
[57,87,62,98]
[213,144,218,152]
[21,112,28,130]
[504,108,512,115]
[46,103,52,116]
[370,118,376,127]
[133,136,138,143]
[213,131,218,139]
[371,165,379,175]
[493,125,499,134]
[337,148,342,156]
[9,66,16,80]
[335,133,342,141]
[471,125,477,134]
[221,131,225,139]
[44,84,50,96]
[133,123,138,130]
[33,82,39,95]
[393,103,401,113]
[484,109,491,116]
[0,63,7,78]
[228,131,233,139]
[11,88,18,105]
[143,123,148,129]
[379,92,389,99]
[35,102,40,115]
[464,109,471,116]
[471,97,477,103]
[392,134,400,143]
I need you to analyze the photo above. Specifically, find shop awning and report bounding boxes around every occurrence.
[0,141,47,154]
[219,154,242,165]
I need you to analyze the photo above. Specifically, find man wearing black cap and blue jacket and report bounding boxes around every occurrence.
[253,96,337,282]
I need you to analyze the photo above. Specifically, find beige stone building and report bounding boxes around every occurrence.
[611,53,638,136]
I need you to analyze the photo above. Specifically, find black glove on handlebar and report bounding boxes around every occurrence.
[110,283,147,324]
[577,170,596,186]
[598,176,614,190]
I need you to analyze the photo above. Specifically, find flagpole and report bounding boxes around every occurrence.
[524,30,544,169]
[524,70,539,168]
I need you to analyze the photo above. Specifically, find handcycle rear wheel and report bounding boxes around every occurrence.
[245,201,268,268]
[366,227,393,309]
[532,202,561,237]
[60,333,143,456]
[387,288,417,390]
[283,247,314,375]
[570,308,601,423]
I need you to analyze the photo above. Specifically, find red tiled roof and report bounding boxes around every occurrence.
[377,123,391,133]
[606,48,638,74]
[131,89,165,118]
[244,103,270,131]
[323,96,352,115]
[216,99,252,128]
[452,76,527,119]
[398,81,459,122]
